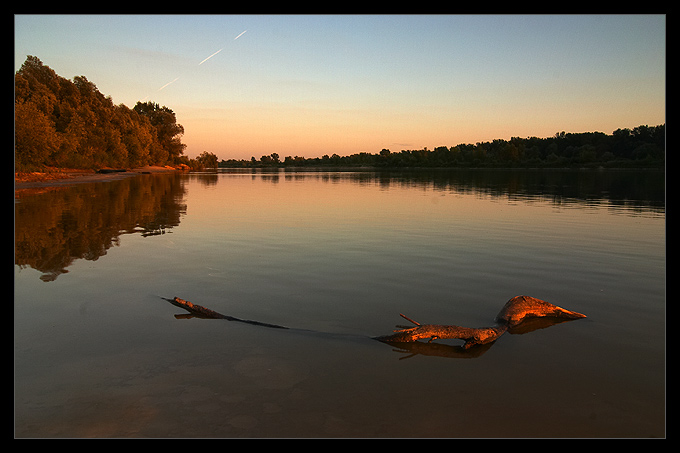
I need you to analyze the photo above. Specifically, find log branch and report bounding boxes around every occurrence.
[165,297,288,329]
[373,322,508,349]
[161,295,586,353]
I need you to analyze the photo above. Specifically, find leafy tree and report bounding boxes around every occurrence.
[14,56,186,171]
[219,125,664,169]
[196,151,219,169]
[133,102,186,164]
[14,99,59,170]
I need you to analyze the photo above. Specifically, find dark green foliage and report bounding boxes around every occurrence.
[221,125,664,169]
[15,56,186,171]
[17,58,661,172]
[195,151,219,169]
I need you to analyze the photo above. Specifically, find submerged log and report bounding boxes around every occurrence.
[164,297,288,328]
[495,295,587,327]
[374,295,586,348]
[372,317,508,349]
[162,295,586,352]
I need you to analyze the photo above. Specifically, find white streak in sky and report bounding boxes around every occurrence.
[197,31,246,65]
[198,48,223,65]
[158,77,179,91]
[144,30,247,98]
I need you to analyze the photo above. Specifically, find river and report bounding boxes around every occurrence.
[14,168,665,438]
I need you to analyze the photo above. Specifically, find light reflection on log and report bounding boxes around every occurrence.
[163,295,586,360]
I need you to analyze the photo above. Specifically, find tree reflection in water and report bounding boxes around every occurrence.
[15,169,664,282]
[15,173,187,282]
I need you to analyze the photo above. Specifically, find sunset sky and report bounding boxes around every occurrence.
[14,14,665,161]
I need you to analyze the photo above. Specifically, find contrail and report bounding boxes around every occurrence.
[197,30,246,65]
[158,77,180,91]
[142,30,248,99]
[198,48,223,65]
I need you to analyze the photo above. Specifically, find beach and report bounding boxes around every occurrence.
[14,166,182,193]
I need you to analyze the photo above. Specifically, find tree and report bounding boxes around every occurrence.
[258,153,281,166]
[196,151,218,169]
[15,56,186,170]
[133,101,187,164]
[14,57,61,170]
[15,99,59,170]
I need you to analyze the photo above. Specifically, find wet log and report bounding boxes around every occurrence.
[372,313,508,349]
[163,295,586,351]
[164,297,288,329]
[374,296,585,347]
[495,295,587,326]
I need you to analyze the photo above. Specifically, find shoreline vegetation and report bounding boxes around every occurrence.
[220,123,665,169]
[16,56,665,189]
[15,56,196,174]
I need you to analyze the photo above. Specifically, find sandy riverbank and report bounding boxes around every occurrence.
[15,165,182,191]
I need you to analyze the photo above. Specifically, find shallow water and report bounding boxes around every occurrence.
[14,169,665,437]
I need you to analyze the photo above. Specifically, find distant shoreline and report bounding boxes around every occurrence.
[217,164,665,172]
[14,165,182,191]
[15,164,665,194]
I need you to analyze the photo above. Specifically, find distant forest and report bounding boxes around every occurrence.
[15,56,664,173]
[222,123,665,169]
[14,56,190,172]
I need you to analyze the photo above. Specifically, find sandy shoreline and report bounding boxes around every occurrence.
[15,165,181,191]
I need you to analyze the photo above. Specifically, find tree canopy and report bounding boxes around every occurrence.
[221,125,664,169]
[15,56,187,171]
[16,56,664,173]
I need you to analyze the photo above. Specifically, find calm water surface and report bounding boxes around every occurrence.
[14,169,665,438]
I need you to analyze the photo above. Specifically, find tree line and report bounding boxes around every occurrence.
[16,56,664,173]
[221,124,664,169]
[15,56,190,172]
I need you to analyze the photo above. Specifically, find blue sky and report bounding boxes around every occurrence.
[14,14,666,160]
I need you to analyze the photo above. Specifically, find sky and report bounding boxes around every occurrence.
[14,14,666,161]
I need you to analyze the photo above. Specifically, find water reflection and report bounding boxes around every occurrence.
[15,173,186,281]
[251,168,665,215]
[15,169,663,282]
[14,168,665,437]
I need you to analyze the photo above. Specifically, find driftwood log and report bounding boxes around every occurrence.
[162,295,585,355]
[374,295,586,348]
